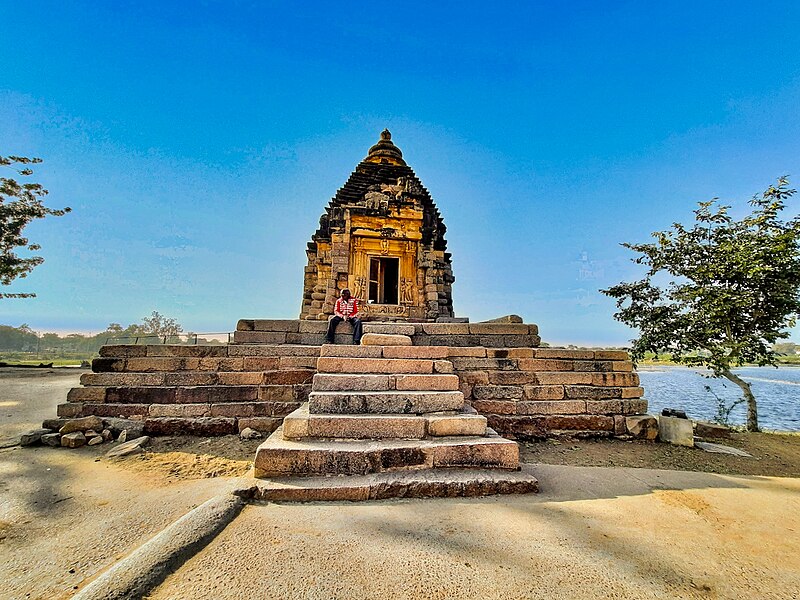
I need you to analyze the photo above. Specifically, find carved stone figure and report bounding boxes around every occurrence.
[364,185,390,211]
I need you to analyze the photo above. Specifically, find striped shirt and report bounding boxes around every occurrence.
[334,297,359,318]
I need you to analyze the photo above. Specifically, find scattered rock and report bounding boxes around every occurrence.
[695,421,731,439]
[102,418,144,439]
[0,437,21,449]
[106,436,150,458]
[88,435,104,446]
[42,418,67,431]
[20,428,51,446]
[85,430,99,438]
[659,415,694,447]
[625,415,658,441]
[101,429,113,441]
[695,441,753,457]
[61,432,87,448]
[41,432,62,447]
[239,427,262,440]
[117,430,127,443]
[60,416,103,435]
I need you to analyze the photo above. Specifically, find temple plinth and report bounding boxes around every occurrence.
[300,129,456,322]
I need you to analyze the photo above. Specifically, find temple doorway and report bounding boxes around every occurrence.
[368,257,399,304]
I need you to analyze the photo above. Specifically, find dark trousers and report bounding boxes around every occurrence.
[325,316,363,344]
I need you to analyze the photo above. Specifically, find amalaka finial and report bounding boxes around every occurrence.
[380,128,391,141]
[364,128,405,165]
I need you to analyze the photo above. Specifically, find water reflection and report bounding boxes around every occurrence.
[638,366,800,431]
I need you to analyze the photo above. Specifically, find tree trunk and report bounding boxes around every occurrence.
[721,369,759,432]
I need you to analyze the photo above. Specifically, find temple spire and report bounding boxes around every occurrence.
[364,129,406,165]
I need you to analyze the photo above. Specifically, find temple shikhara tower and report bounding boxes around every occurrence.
[300,130,455,321]
[46,129,651,501]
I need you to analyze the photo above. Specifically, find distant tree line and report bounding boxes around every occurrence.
[0,312,219,357]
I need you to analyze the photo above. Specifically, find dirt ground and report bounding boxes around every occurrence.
[3,368,800,599]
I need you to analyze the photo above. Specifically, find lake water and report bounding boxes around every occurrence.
[638,366,800,431]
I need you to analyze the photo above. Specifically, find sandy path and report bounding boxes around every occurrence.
[0,369,239,600]
[149,466,800,600]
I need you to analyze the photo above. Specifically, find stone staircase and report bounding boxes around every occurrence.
[252,343,538,497]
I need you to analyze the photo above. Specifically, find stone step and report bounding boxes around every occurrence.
[362,323,416,336]
[246,467,539,501]
[317,357,435,374]
[312,373,460,392]
[360,333,412,346]
[67,384,311,404]
[282,404,487,440]
[253,425,519,477]
[308,390,464,414]
[80,369,314,387]
[320,345,449,359]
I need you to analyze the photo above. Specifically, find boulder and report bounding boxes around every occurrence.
[239,427,262,440]
[61,432,87,448]
[60,416,103,435]
[658,415,694,447]
[101,429,113,441]
[41,432,62,447]
[694,421,731,439]
[117,430,127,443]
[106,436,150,458]
[42,418,67,431]
[88,435,104,446]
[20,428,51,446]
[625,415,659,441]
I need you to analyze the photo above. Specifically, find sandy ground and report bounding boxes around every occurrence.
[2,368,800,599]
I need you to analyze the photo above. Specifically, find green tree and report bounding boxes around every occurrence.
[603,177,800,432]
[1,155,71,298]
[139,311,184,339]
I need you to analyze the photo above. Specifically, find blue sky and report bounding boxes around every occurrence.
[2,0,799,345]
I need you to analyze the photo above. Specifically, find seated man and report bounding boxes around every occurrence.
[325,288,363,344]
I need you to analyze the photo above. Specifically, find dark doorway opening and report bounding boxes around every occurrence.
[369,257,399,304]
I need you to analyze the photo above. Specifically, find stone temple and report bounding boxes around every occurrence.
[50,131,649,500]
[300,129,455,322]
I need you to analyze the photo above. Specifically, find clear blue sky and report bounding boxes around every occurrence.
[2,0,799,345]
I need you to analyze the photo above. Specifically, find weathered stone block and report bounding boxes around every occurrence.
[433,360,454,374]
[621,386,645,399]
[42,418,67,431]
[621,399,648,414]
[361,333,412,346]
[473,385,524,400]
[194,357,242,371]
[614,415,627,435]
[321,345,382,358]
[422,323,470,335]
[211,372,259,385]
[57,403,83,417]
[595,350,630,360]
[529,372,592,385]
[516,400,586,415]
[232,331,287,344]
[611,360,634,372]
[658,415,694,447]
[533,348,594,360]
[626,415,658,440]
[237,319,255,331]
[695,421,731,439]
[591,372,640,386]
[564,385,623,400]
[431,437,518,469]
[164,372,219,386]
[516,358,574,372]
[544,415,614,431]
[149,404,211,418]
[262,370,315,385]
[20,428,51,446]
[80,403,150,417]
[123,358,184,372]
[41,432,62,446]
[91,358,126,373]
[392,374,460,391]
[252,319,301,332]
[522,385,565,400]
[426,413,487,436]
[241,357,280,371]
[278,356,318,369]
[585,400,623,414]
[210,402,272,417]
[67,387,107,403]
[488,371,536,385]
[177,386,258,404]
[363,323,416,336]
[446,347,487,357]
[307,413,428,440]
[317,357,433,374]
[99,345,148,358]
[309,390,464,414]
[456,370,490,385]
[505,348,535,358]
[230,345,320,357]
[312,373,391,391]
[298,320,329,334]
[147,345,228,358]
[144,417,237,436]
[487,415,546,439]
[81,372,165,387]
[60,416,103,434]
[257,385,297,402]
[469,323,529,335]
[106,387,178,404]
[450,357,517,371]
[383,346,449,359]
[471,399,517,415]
